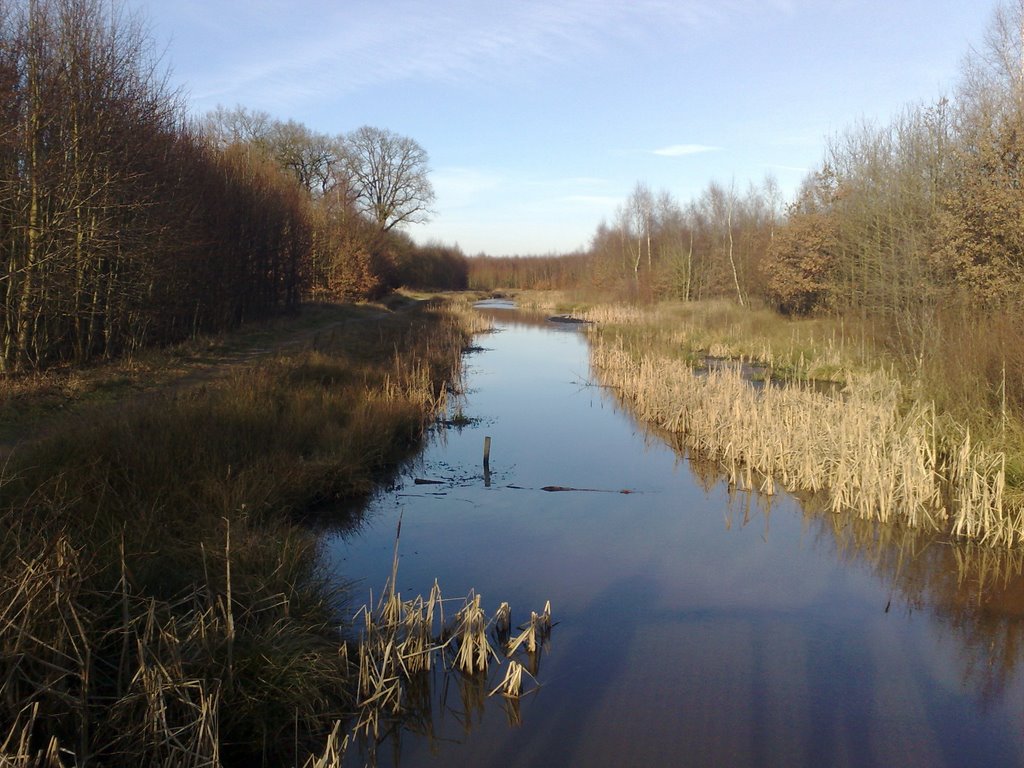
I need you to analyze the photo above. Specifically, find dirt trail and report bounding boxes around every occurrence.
[0,298,415,457]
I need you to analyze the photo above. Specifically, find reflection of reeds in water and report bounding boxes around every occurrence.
[352,588,550,762]
[350,523,550,756]
[592,338,1020,547]
[685,446,1024,706]
[805,497,1024,702]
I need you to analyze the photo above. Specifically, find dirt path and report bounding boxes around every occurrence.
[0,297,420,456]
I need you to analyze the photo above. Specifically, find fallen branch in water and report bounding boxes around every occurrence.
[540,485,635,494]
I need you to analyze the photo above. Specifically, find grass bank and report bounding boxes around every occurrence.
[0,295,488,766]
[571,297,1024,548]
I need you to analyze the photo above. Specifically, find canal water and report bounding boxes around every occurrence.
[326,300,1024,767]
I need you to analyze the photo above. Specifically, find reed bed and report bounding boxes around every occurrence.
[591,336,1021,547]
[349,524,551,749]
[574,298,860,383]
[444,294,498,336]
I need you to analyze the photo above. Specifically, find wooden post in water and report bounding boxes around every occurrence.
[483,436,492,487]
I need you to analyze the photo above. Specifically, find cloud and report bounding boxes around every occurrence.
[430,167,504,209]
[652,144,721,157]
[166,0,796,110]
[762,163,810,173]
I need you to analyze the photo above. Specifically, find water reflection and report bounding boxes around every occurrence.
[657,382,1024,710]
[674,446,1024,705]
[329,302,1024,767]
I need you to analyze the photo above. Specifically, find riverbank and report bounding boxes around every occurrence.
[502,290,1022,547]
[556,296,1023,548]
[0,294,487,766]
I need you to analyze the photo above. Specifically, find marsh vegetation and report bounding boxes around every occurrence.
[578,299,1020,548]
[0,297,488,765]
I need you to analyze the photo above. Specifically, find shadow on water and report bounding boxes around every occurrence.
[326,300,1024,767]
[493,574,662,767]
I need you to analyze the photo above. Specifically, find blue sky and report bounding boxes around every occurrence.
[127,0,993,256]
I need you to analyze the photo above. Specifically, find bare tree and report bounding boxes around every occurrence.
[0,1,313,371]
[203,106,342,196]
[961,0,1024,112]
[202,104,272,150]
[342,125,434,231]
[725,179,745,307]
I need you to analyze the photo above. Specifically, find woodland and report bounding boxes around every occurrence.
[0,0,467,375]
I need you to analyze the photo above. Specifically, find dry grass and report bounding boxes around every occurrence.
[578,297,1024,531]
[0,297,485,766]
[591,331,1022,547]
[576,298,862,382]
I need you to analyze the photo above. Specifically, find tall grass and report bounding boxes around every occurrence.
[0,298,484,765]
[587,300,1023,548]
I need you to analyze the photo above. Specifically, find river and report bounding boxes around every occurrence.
[326,299,1024,767]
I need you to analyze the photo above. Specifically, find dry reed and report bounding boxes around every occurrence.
[349,528,551,747]
[591,335,1021,547]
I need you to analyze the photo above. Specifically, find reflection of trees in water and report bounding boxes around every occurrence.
[675,441,1024,705]
[474,306,588,333]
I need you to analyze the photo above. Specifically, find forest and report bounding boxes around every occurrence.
[0,0,467,375]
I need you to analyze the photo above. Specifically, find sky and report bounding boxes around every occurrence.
[124,0,994,256]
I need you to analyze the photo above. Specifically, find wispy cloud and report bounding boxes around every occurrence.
[171,0,802,109]
[431,167,504,209]
[652,144,721,157]
[763,163,810,173]
[559,194,622,207]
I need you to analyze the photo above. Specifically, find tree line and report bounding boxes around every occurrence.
[202,105,468,299]
[469,176,780,305]
[1,0,463,374]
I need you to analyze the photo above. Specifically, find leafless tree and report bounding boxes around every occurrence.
[342,125,434,231]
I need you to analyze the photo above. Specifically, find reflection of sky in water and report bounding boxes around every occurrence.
[327,307,1024,768]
